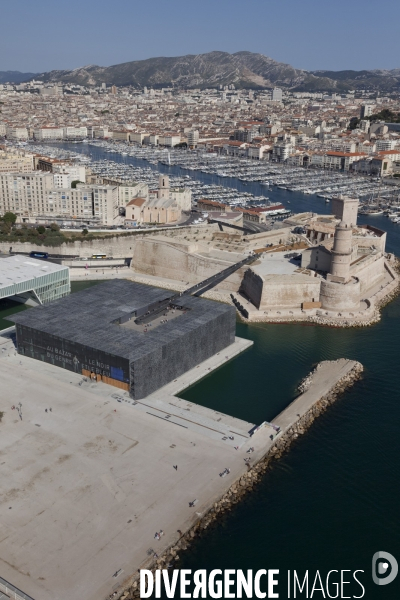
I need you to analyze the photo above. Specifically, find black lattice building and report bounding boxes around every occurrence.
[8,280,236,399]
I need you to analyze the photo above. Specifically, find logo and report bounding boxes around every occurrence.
[372,551,398,586]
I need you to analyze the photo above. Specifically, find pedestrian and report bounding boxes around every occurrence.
[45,408,48,413]
[173,465,178,470]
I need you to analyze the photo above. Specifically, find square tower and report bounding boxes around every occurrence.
[331,196,359,227]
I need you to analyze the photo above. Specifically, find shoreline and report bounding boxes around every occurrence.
[113,359,363,600]
[233,257,400,329]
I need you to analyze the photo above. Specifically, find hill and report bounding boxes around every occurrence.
[0,71,39,84]
[28,52,400,92]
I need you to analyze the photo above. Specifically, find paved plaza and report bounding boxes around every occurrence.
[0,327,356,600]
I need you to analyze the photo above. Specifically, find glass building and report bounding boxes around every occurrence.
[0,255,70,305]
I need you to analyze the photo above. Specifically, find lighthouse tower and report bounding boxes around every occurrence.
[328,221,353,283]
[319,198,361,311]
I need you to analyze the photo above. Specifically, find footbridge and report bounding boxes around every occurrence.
[133,252,263,324]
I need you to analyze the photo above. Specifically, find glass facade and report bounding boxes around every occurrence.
[0,266,70,304]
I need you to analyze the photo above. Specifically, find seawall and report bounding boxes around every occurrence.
[114,358,363,600]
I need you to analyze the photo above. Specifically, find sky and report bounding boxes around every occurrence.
[1,0,399,73]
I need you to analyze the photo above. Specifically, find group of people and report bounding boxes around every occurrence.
[154,529,164,540]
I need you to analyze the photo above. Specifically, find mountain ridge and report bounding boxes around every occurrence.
[2,52,400,92]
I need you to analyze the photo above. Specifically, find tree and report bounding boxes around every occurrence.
[349,117,360,130]
[37,225,46,234]
[50,222,60,232]
[71,180,84,189]
[2,212,17,225]
[0,222,11,234]
[82,228,88,235]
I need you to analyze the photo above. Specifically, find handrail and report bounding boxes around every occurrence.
[0,576,35,600]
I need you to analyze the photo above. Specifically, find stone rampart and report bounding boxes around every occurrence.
[131,237,245,291]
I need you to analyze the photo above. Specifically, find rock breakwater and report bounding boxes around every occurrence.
[113,359,363,600]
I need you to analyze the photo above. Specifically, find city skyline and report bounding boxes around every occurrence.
[1,0,399,73]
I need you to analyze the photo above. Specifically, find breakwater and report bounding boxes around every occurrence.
[113,359,363,600]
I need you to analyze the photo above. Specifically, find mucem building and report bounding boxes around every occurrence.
[9,280,236,399]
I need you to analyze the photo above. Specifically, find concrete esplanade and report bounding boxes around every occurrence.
[0,325,363,600]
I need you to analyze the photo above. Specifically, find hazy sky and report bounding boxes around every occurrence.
[1,0,399,73]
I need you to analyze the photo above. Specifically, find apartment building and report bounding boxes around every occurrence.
[375,139,397,151]
[272,142,293,162]
[6,126,29,141]
[130,132,148,144]
[62,126,88,139]
[309,151,366,171]
[0,172,54,218]
[0,172,118,224]
[91,185,119,225]
[33,127,64,140]
[46,185,118,224]
[158,134,181,147]
[187,130,199,148]
[0,152,34,173]
[110,130,130,142]
[272,88,283,102]
[52,165,84,187]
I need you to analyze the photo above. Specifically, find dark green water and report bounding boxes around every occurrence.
[178,312,400,598]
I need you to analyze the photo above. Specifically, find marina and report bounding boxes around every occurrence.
[23,141,400,223]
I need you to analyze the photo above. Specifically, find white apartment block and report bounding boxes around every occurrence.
[47,185,118,225]
[0,172,54,218]
[272,88,283,102]
[6,126,29,141]
[158,134,181,147]
[53,164,86,186]
[0,153,34,174]
[0,173,118,225]
[272,142,293,162]
[46,187,94,219]
[53,173,74,188]
[63,126,88,139]
[130,132,148,144]
[375,139,397,151]
[187,130,199,148]
[34,127,64,140]
[93,127,109,138]
[110,130,130,141]
[91,185,119,225]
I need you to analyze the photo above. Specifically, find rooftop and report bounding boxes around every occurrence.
[0,255,67,291]
[8,279,234,361]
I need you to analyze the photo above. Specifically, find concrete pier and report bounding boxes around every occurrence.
[0,330,362,600]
